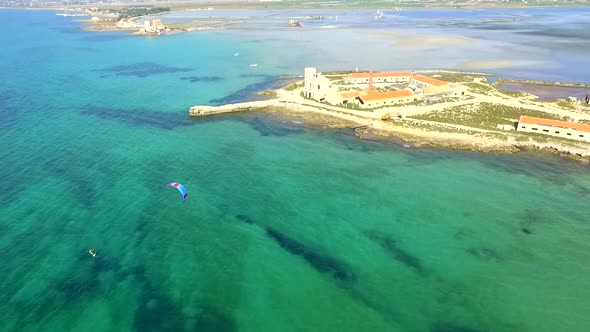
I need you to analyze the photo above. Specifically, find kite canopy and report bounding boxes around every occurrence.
[167,182,188,203]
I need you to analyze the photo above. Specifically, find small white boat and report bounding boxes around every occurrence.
[233,53,239,56]
[250,64,258,67]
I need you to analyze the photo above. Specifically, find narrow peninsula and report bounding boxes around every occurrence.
[189,68,590,160]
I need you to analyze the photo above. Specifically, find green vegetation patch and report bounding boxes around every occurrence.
[285,82,303,91]
[464,82,493,94]
[410,102,563,131]
[118,7,170,19]
[498,89,526,98]
[430,73,479,83]
[494,79,590,89]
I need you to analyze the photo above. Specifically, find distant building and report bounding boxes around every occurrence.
[303,67,335,101]
[516,116,590,142]
[303,67,465,108]
[411,75,449,87]
[347,71,412,84]
[91,16,100,22]
[421,83,466,97]
[357,89,415,108]
[153,19,165,32]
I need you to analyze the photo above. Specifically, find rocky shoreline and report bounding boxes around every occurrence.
[188,81,590,162]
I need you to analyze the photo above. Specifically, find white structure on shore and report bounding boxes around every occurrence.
[303,67,466,109]
[303,67,335,101]
[357,89,415,108]
[142,19,166,33]
[346,71,412,84]
[516,116,590,142]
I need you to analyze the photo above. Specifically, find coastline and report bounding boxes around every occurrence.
[3,2,590,11]
[12,3,590,36]
[188,76,590,161]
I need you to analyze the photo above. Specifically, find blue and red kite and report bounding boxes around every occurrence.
[166,182,188,203]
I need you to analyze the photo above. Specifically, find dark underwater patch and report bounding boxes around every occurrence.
[328,128,390,154]
[404,147,455,166]
[475,152,589,184]
[265,227,355,283]
[238,73,272,78]
[240,115,303,137]
[465,247,503,261]
[431,322,484,332]
[54,252,127,306]
[235,214,255,224]
[75,177,99,208]
[517,208,547,236]
[93,62,192,78]
[180,76,223,83]
[459,22,524,31]
[129,264,237,332]
[366,231,426,276]
[208,76,279,105]
[55,278,91,304]
[50,26,84,34]
[81,106,196,130]
[133,285,186,332]
[517,28,590,40]
[193,304,237,332]
[0,89,20,130]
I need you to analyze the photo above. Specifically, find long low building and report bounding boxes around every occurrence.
[422,83,467,97]
[347,71,413,84]
[516,115,590,142]
[411,75,449,87]
[326,89,384,106]
[357,89,415,108]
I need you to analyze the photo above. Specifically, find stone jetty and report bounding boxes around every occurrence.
[189,100,281,117]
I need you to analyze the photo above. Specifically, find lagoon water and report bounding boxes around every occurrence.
[1,8,590,332]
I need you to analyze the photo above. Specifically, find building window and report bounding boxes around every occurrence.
[555,131,560,134]
[521,126,526,129]
[580,135,585,138]
[542,129,549,132]
[532,128,538,131]
[567,133,572,136]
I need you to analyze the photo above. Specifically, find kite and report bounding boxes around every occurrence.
[166,182,188,203]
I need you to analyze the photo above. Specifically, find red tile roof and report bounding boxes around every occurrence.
[519,116,590,133]
[350,71,413,79]
[412,75,448,87]
[340,91,360,98]
[359,89,414,102]
[153,19,164,27]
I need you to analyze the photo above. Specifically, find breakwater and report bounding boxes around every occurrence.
[189,100,280,117]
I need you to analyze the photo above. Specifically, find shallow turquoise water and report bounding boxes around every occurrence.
[1,9,590,332]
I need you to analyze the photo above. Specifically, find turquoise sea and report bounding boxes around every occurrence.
[1,8,590,332]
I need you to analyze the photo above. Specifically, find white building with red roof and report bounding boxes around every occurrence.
[346,71,413,84]
[517,116,590,142]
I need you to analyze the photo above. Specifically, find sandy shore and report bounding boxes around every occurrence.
[189,82,590,161]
